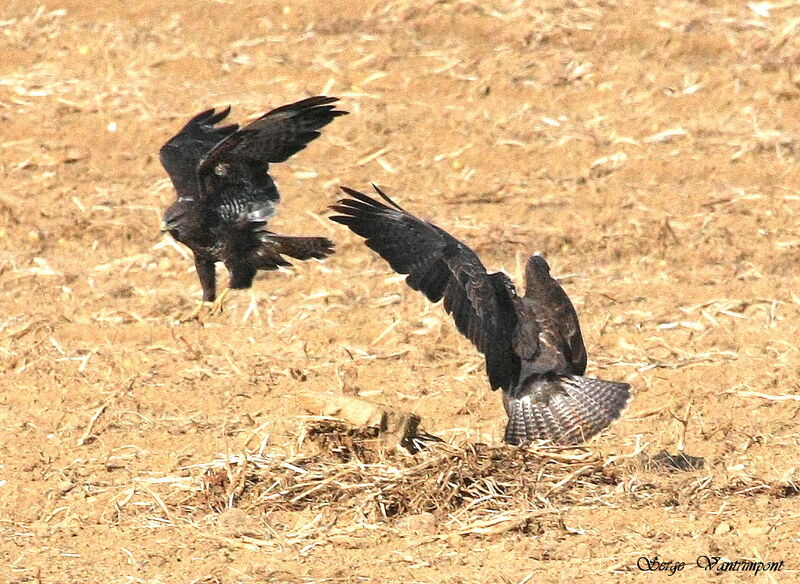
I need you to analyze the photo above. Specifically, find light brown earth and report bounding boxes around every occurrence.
[2,1,800,582]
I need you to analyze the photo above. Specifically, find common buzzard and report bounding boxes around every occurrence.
[160,96,346,302]
[330,185,631,446]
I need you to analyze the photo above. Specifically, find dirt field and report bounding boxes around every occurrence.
[2,0,800,582]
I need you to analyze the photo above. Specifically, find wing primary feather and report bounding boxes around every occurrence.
[370,183,406,211]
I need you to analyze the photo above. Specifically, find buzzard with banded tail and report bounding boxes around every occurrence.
[330,185,631,446]
[160,96,346,303]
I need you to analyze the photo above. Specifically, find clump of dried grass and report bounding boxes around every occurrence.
[121,414,800,547]
[159,418,627,538]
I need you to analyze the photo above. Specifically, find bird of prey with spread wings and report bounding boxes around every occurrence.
[330,185,631,446]
[160,96,346,306]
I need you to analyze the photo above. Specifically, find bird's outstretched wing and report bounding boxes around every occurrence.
[159,107,239,200]
[197,96,348,208]
[330,185,520,391]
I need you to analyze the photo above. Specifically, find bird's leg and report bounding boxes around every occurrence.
[208,287,230,316]
[194,256,217,303]
[178,256,218,321]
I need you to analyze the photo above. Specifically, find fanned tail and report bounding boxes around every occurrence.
[503,375,631,446]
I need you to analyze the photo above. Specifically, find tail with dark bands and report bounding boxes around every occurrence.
[269,234,335,261]
[503,375,631,446]
[248,234,335,271]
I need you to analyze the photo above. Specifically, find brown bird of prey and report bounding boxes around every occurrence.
[330,185,631,446]
[160,96,346,304]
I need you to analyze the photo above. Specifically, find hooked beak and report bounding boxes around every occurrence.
[160,220,171,233]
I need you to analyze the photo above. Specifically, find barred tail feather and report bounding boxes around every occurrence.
[270,235,335,261]
[247,234,335,271]
[503,376,631,446]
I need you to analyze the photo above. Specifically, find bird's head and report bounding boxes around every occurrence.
[161,199,192,241]
[523,253,558,298]
[525,253,551,279]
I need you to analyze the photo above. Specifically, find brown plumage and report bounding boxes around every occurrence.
[330,185,631,446]
[160,96,346,301]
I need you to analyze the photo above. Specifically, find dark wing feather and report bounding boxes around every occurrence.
[524,259,587,374]
[554,293,587,374]
[159,107,239,199]
[330,185,520,391]
[196,96,347,207]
